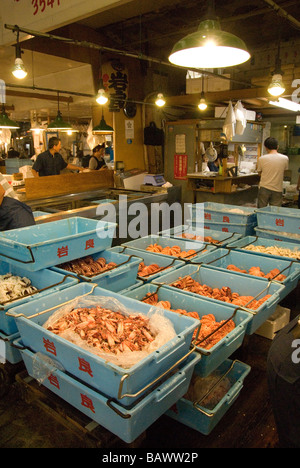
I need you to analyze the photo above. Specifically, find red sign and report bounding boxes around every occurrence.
[174,154,188,180]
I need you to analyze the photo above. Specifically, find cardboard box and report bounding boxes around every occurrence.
[186,74,231,94]
[255,305,291,340]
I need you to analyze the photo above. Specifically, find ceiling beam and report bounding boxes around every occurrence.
[5,90,73,103]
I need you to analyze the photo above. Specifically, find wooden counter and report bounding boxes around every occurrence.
[187,172,260,204]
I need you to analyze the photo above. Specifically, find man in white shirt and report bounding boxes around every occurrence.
[257,137,289,208]
[0,173,35,231]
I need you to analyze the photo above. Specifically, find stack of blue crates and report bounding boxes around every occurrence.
[10,283,201,443]
[2,219,203,443]
[116,213,300,435]
[0,217,117,366]
[255,206,300,244]
[188,202,257,236]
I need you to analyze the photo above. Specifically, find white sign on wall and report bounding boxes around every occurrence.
[0,0,130,45]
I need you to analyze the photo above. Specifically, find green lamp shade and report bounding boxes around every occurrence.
[47,111,73,130]
[92,117,114,134]
[0,111,20,129]
[169,19,250,68]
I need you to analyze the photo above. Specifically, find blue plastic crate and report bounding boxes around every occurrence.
[0,330,22,364]
[227,236,300,262]
[254,227,300,244]
[153,264,284,335]
[165,359,251,435]
[0,261,79,335]
[188,202,257,224]
[8,283,199,407]
[15,340,200,444]
[121,235,215,262]
[109,246,185,282]
[159,224,242,246]
[190,219,256,236]
[255,206,300,234]
[122,283,252,377]
[190,247,300,300]
[51,250,142,293]
[0,217,117,271]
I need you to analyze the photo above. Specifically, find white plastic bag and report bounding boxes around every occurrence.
[42,295,176,369]
[234,100,247,135]
[223,101,236,141]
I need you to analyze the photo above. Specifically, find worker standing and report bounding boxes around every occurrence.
[256,137,289,208]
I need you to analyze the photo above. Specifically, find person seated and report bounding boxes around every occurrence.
[0,173,35,231]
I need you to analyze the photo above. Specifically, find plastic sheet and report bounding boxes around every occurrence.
[42,294,176,369]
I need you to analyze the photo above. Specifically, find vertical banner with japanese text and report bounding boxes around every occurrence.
[174,154,188,180]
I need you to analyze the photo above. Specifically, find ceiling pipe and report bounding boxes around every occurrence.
[4,23,255,89]
[262,0,300,29]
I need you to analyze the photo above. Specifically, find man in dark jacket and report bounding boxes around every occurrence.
[32,137,83,177]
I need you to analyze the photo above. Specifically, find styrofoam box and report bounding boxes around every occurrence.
[255,305,291,340]
[154,264,285,335]
[17,340,200,444]
[0,262,78,335]
[159,224,242,247]
[109,246,186,282]
[50,250,142,293]
[165,359,251,435]
[0,217,117,271]
[122,283,252,377]
[0,330,22,364]
[227,236,300,262]
[9,283,199,407]
[190,247,300,300]
[255,206,300,234]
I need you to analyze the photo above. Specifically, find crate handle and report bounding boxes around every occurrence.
[194,309,238,353]
[5,284,98,319]
[192,359,241,415]
[0,274,80,311]
[116,332,200,401]
[0,245,36,265]
[227,236,258,251]
[106,399,131,419]
[155,371,186,403]
[137,258,178,279]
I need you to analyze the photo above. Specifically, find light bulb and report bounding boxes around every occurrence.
[96,89,108,105]
[12,58,27,79]
[268,74,285,97]
[198,98,207,111]
[155,93,166,107]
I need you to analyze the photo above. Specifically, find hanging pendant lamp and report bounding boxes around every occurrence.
[12,27,27,80]
[47,92,73,131]
[268,38,285,97]
[0,105,20,129]
[92,109,114,134]
[168,1,250,69]
[155,93,166,107]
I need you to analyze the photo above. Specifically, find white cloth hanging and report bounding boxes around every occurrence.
[234,100,247,136]
[223,101,236,141]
